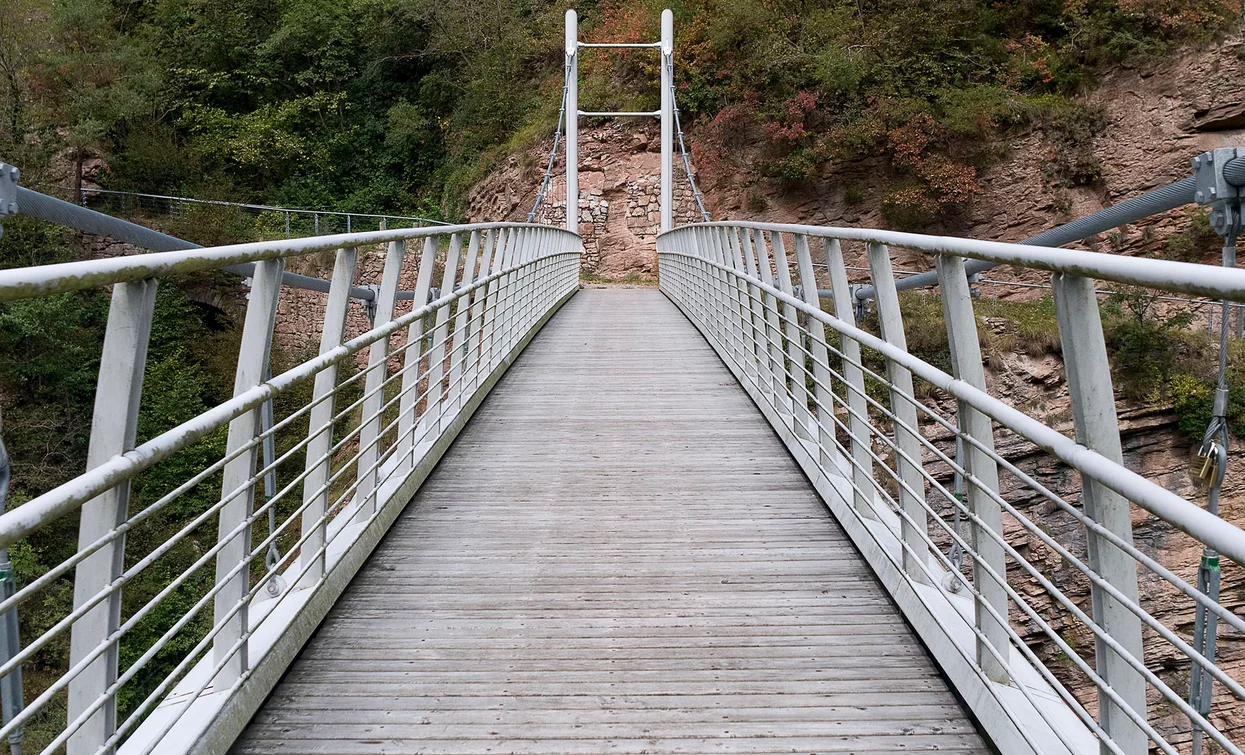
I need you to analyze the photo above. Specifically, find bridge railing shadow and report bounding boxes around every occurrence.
[658,221,1245,755]
[0,223,581,755]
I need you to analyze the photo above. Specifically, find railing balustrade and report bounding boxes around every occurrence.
[658,221,1245,755]
[0,222,580,755]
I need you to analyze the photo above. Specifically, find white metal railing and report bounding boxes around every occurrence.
[0,222,580,755]
[657,221,1245,755]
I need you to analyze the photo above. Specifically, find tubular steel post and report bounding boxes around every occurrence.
[298,247,359,588]
[67,279,158,755]
[824,239,876,519]
[725,229,758,386]
[354,240,406,523]
[1053,272,1147,754]
[753,231,789,414]
[936,253,1009,684]
[427,233,463,434]
[397,236,439,464]
[450,230,482,413]
[771,233,812,441]
[866,241,931,584]
[470,230,498,393]
[214,258,283,687]
[740,230,769,385]
[794,235,838,470]
[659,9,674,232]
[565,10,579,235]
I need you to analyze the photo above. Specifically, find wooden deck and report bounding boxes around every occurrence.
[231,287,988,754]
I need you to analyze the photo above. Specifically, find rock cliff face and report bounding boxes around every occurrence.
[463,34,1245,750]
[467,123,704,279]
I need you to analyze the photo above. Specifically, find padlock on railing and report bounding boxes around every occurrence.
[1192,438,1226,488]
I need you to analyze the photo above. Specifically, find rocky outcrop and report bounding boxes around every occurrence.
[462,33,1245,751]
[467,123,703,279]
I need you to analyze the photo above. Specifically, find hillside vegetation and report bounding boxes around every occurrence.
[1,0,1238,225]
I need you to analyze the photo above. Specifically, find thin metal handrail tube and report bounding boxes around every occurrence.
[0,241,578,747]
[0,221,574,301]
[0,321,402,623]
[669,221,1245,302]
[661,245,1245,564]
[0,251,576,547]
[697,257,1245,684]
[9,262,559,685]
[115,261,578,755]
[658,256,1133,755]
[779,310,1245,705]
[662,257,1120,755]
[826,261,1240,312]
[806,309,1245,635]
[665,250,1245,753]
[60,256,579,754]
[662,255,1198,755]
[774,266,1245,648]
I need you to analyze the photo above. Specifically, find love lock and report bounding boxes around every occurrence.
[1192,438,1226,488]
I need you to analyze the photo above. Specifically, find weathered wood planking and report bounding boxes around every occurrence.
[230,287,988,755]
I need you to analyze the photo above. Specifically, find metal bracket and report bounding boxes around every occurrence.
[1193,148,1243,237]
[361,284,381,326]
[0,163,19,242]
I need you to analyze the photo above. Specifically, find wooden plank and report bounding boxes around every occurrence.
[230,288,987,754]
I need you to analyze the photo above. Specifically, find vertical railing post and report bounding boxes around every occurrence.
[427,233,462,434]
[450,230,482,413]
[792,235,838,471]
[824,239,875,516]
[659,9,673,232]
[1053,272,1146,753]
[565,11,578,235]
[470,230,498,393]
[398,236,438,464]
[299,246,359,587]
[753,231,789,420]
[481,230,508,381]
[213,257,283,687]
[866,241,930,584]
[770,233,812,441]
[936,253,1009,684]
[67,279,158,755]
[725,229,758,387]
[354,240,406,523]
[740,230,769,391]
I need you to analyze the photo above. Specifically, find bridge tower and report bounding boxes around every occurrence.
[564,8,675,235]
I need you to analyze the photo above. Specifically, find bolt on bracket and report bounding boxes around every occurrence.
[1192,148,1243,238]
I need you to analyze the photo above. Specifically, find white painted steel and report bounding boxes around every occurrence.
[1052,273,1147,754]
[68,279,158,755]
[565,10,578,235]
[660,8,673,233]
[0,221,580,755]
[658,220,1245,755]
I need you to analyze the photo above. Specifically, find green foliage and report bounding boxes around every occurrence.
[1101,286,1197,400]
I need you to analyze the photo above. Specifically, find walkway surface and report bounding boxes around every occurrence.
[231,287,988,754]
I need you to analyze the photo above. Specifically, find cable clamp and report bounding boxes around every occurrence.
[1193,148,1244,237]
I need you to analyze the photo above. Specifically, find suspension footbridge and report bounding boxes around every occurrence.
[0,8,1243,755]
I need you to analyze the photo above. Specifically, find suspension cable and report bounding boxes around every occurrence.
[664,52,710,222]
[528,54,574,223]
[1190,198,1241,755]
